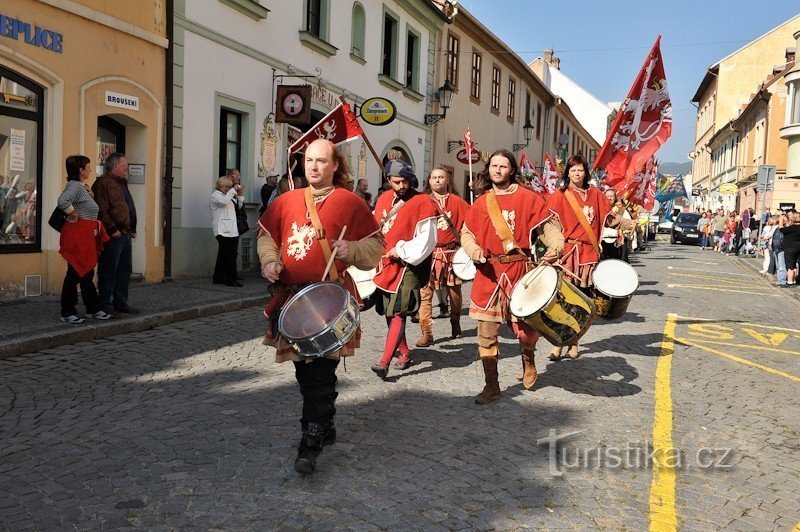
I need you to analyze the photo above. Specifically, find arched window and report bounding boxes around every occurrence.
[351,3,366,60]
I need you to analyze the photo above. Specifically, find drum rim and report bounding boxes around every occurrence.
[278,282,352,341]
[592,259,639,298]
[295,300,361,357]
[510,265,559,317]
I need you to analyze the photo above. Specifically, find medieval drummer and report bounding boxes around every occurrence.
[370,160,438,379]
[258,139,381,476]
[546,154,638,361]
[416,167,470,347]
[461,149,565,404]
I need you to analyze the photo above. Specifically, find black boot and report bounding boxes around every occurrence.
[322,421,336,445]
[294,422,326,475]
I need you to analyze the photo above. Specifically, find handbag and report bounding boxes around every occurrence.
[233,199,249,235]
[48,206,68,232]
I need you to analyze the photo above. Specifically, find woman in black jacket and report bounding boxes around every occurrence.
[780,210,800,286]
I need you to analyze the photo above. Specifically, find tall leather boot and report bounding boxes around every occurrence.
[294,422,326,475]
[449,286,463,338]
[521,351,538,389]
[417,286,434,346]
[416,318,434,347]
[475,356,501,404]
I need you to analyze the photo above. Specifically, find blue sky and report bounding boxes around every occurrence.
[463,1,799,163]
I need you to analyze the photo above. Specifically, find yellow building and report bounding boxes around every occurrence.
[0,0,167,299]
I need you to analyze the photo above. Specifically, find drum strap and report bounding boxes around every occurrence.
[485,190,521,254]
[304,187,338,282]
[565,188,602,254]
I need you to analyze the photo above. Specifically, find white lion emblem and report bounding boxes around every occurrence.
[583,206,595,225]
[286,222,316,260]
[502,209,516,233]
[381,209,397,235]
[314,120,338,141]
[436,210,452,231]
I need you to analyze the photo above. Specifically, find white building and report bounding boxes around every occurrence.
[170,0,448,276]
[529,51,613,147]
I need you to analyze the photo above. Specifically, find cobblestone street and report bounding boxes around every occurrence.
[1,242,799,529]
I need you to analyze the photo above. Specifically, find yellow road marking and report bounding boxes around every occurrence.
[680,338,799,356]
[673,316,800,334]
[792,520,800,531]
[649,314,678,532]
[667,266,748,277]
[676,337,800,383]
[668,272,765,286]
[667,283,776,296]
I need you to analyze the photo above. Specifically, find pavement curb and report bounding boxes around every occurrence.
[0,295,268,360]
[734,255,800,304]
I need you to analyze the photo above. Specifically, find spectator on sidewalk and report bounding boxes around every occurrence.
[211,176,243,287]
[772,214,788,287]
[259,171,280,216]
[226,168,248,281]
[759,216,777,274]
[697,212,711,250]
[57,155,112,324]
[93,152,139,317]
[712,208,727,252]
[780,210,800,286]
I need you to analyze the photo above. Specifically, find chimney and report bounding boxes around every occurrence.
[544,49,554,63]
[552,56,561,70]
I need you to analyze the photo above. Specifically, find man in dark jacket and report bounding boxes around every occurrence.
[93,152,138,316]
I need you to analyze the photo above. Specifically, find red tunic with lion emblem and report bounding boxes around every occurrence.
[546,185,612,266]
[430,192,470,288]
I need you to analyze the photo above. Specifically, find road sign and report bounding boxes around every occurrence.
[756,165,776,192]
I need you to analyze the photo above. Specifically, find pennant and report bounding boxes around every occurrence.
[541,153,560,196]
[616,157,657,211]
[654,173,688,203]
[289,101,364,153]
[519,152,546,194]
[464,128,474,155]
[594,36,672,189]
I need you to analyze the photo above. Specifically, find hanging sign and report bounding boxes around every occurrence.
[456,148,480,165]
[719,183,738,195]
[275,85,311,125]
[359,97,397,126]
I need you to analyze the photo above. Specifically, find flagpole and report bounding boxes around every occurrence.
[287,148,294,190]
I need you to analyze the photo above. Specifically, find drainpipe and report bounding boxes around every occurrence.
[163,0,174,280]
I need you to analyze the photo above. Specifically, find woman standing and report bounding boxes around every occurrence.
[546,155,637,360]
[211,176,243,287]
[697,212,711,250]
[57,155,111,323]
[780,210,800,286]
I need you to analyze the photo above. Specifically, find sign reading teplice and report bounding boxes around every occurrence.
[359,97,396,126]
[0,13,63,53]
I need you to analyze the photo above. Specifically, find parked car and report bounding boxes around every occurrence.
[670,212,702,245]
[658,220,674,233]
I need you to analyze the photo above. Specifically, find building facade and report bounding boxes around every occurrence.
[780,30,800,212]
[170,0,448,276]
[0,0,167,299]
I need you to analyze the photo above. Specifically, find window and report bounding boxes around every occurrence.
[351,3,366,59]
[446,33,460,88]
[470,51,481,101]
[382,12,398,77]
[491,65,501,112]
[219,109,242,178]
[790,79,800,125]
[306,0,322,37]
[536,102,542,139]
[0,67,43,253]
[406,30,419,90]
[507,77,516,121]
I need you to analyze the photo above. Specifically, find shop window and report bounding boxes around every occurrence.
[96,116,126,175]
[0,67,43,253]
[351,3,366,59]
[219,109,242,178]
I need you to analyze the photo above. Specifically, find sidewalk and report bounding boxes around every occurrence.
[0,273,269,359]
[733,251,800,304]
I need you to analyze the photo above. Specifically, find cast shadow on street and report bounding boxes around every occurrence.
[579,333,663,358]
[528,355,641,397]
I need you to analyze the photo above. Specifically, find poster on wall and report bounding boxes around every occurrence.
[9,129,25,172]
[96,141,116,174]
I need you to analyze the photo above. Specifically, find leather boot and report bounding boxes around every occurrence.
[567,344,580,359]
[475,356,501,404]
[549,346,564,361]
[294,422,326,475]
[450,320,462,339]
[416,319,434,347]
[521,352,538,389]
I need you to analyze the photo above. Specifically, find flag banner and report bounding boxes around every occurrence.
[541,153,560,196]
[289,101,364,153]
[654,173,688,203]
[519,152,546,194]
[464,128,474,155]
[594,35,672,188]
[617,157,657,211]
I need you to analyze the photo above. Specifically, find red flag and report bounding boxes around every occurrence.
[464,128,474,160]
[541,153,560,196]
[289,101,364,153]
[594,36,672,188]
[616,157,657,211]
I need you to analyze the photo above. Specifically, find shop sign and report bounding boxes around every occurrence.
[128,164,145,185]
[456,148,480,165]
[311,85,338,109]
[719,183,738,195]
[105,91,139,111]
[359,97,397,126]
[779,202,795,211]
[275,85,311,125]
[0,13,63,53]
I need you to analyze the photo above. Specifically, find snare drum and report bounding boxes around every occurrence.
[509,265,596,347]
[278,282,360,358]
[591,259,638,320]
[452,247,476,281]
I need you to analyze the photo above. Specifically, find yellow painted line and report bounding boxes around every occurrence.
[667,283,776,296]
[649,314,678,532]
[668,266,749,277]
[668,272,763,286]
[674,315,800,334]
[676,337,800,383]
[681,338,800,357]
[792,520,800,532]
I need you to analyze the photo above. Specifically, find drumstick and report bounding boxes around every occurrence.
[554,262,583,283]
[357,227,381,242]
[321,226,348,282]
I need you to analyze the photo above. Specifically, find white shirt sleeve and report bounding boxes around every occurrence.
[395,217,437,266]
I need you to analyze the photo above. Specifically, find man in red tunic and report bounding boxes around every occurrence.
[416,167,470,346]
[257,139,381,475]
[546,155,637,360]
[371,160,438,379]
[461,149,564,404]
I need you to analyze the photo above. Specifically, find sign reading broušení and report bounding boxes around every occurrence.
[0,13,63,53]
[359,97,397,126]
[105,91,139,111]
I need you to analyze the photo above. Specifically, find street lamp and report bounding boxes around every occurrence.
[557,132,570,162]
[424,79,455,125]
[513,117,534,151]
